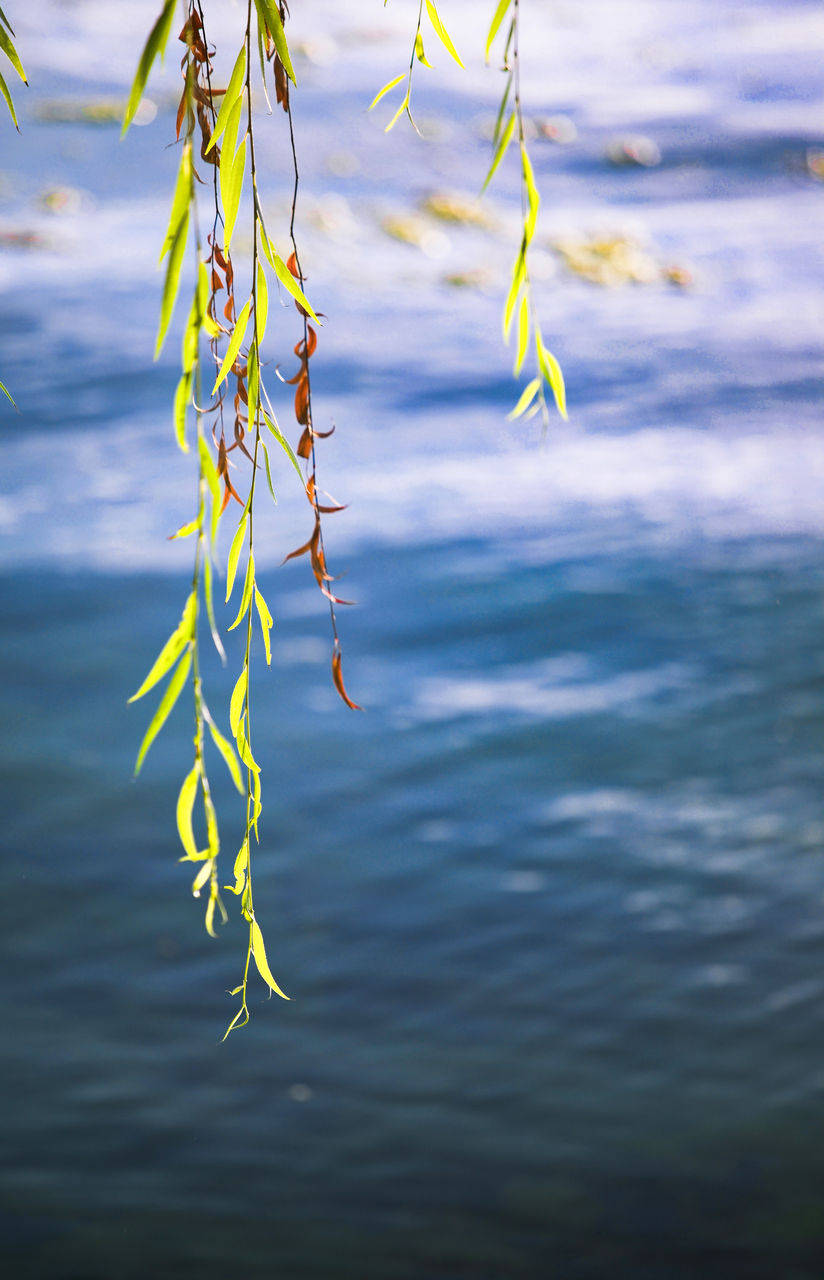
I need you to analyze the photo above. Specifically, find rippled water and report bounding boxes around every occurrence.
[2,1,824,1276]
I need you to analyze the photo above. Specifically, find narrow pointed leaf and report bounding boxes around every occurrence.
[254,588,273,665]
[255,261,268,346]
[251,920,289,999]
[211,296,251,394]
[273,252,318,323]
[176,764,200,860]
[222,136,246,250]
[260,439,278,505]
[508,376,541,420]
[155,210,189,358]
[0,65,18,128]
[384,91,409,133]
[134,650,191,774]
[486,0,510,61]
[122,0,175,135]
[538,338,568,420]
[482,109,514,192]
[0,378,15,406]
[425,0,464,68]
[228,550,255,631]
[256,0,296,84]
[225,512,248,602]
[0,22,25,82]
[207,718,244,793]
[129,592,195,702]
[262,409,303,482]
[514,294,529,374]
[367,72,405,112]
[206,46,246,152]
[160,143,192,261]
[229,669,247,737]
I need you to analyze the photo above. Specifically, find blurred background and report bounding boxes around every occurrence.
[3,0,824,1275]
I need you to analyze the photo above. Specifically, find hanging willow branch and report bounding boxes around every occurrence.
[0,4,25,408]
[125,0,357,1038]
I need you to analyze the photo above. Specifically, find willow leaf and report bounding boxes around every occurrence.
[176,764,200,860]
[503,252,524,340]
[129,592,195,703]
[198,437,221,546]
[425,0,464,68]
[228,550,255,632]
[191,859,211,897]
[225,512,248,603]
[155,210,189,358]
[384,90,409,133]
[206,717,244,794]
[122,0,175,135]
[256,0,296,84]
[222,136,246,250]
[235,721,260,775]
[415,31,433,67]
[0,378,15,406]
[521,144,540,243]
[514,294,529,374]
[537,337,568,420]
[251,920,289,999]
[262,410,303,482]
[226,840,248,895]
[508,376,540,421]
[0,66,18,128]
[202,552,225,662]
[229,669,247,737]
[482,109,514,192]
[0,22,24,82]
[173,371,191,452]
[255,261,268,346]
[134,649,191,775]
[486,0,510,61]
[254,588,273,666]
[247,342,259,431]
[367,72,405,112]
[259,439,278,505]
[170,516,199,540]
[0,7,13,35]
[211,296,251,394]
[273,252,319,323]
[160,143,192,262]
[206,46,246,153]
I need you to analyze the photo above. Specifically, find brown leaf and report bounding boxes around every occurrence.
[294,377,310,426]
[332,644,362,710]
[297,426,313,459]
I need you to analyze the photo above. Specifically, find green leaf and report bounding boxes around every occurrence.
[537,337,568,420]
[503,250,524,340]
[206,716,244,793]
[514,294,529,374]
[247,342,259,432]
[222,136,247,250]
[485,0,510,62]
[521,144,540,243]
[229,669,247,737]
[206,45,246,153]
[256,0,296,84]
[262,409,303,482]
[170,516,199,540]
[415,31,433,67]
[122,0,175,135]
[425,0,464,68]
[0,377,15,406]
[0,22,25,82]
[0,7,14,36]
[204,792,219,857]
[129,592,195,703]
[0,66,18,129]
[259,439,278,505]
[173,371,191,452]
[155,209,189,358]
[235,720,260,775]
[134,649,191,774]
[225,512,248,602]
[255,261,268,346]
[482,109,514,192]
[160,142,192,262]
[273,252,319,324]
[176,764,200,860]
[211,296,251,394]
[384,90,410,133]
[508,376,541,420]
[254,588,273,665]
[228,550,255,631]
[225,839,248,895]
[367,71,405,112]
[491,76,511,147]
[251,920,289,999]
[198,437,221,547]
[191,859,212,897]
[202,552,226,663]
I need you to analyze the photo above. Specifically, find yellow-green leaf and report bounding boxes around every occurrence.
[228,549,255,631]
[538,337,568,420]
[155,210,189,358]
[134,649,191,775]
[251,920,289,999]
[173,371,191,452]
[206,45,246,152]
[0,20,25,82]
[230,669,247,737]
[129,592,195,703]
[508,376,540,421]
[415,31,433,67]
[273,252,319,324]
[122,0,175,135]
[262,409,303,483]
[222,136,247,250]
[176,763,200,860]
[482,109,514,192]
[170,515,199,540]
[384,90,410,133]
[521,144,539,243]
[255,261,268,346]
[503,251,524,340]
[211,296,251,394]
[202,552,226,662]
[160,142,192,262]
[514,294,529,374]
[191,858,211,897]
[425,0,464,68]
[225,512,248,603]
[206,716,243,793]
[259,439,278,505]
[198,437,221,546]
[256,0,296,84]
[254,587,273,665]
[485,0,510,62]
[367,71,405,112]
[0,66,18,129]
[225,839,248,895]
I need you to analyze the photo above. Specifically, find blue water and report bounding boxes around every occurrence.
[3,1,824,1275]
